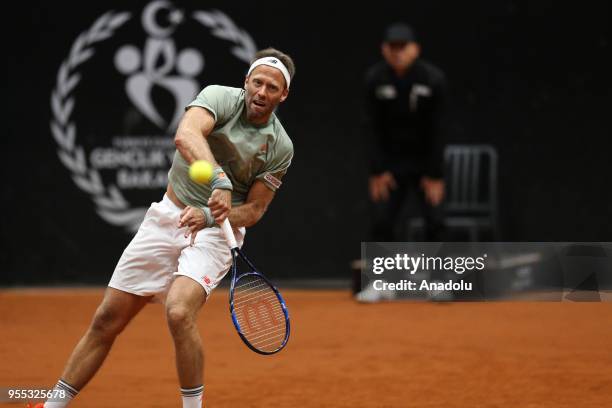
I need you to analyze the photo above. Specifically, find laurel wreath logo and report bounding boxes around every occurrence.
[50,9,256,232]
[192,10,256,64]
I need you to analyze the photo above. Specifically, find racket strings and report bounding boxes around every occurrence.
[233,274,287,352]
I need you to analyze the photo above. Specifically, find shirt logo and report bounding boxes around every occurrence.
[410,84,432,112]
[375,85,397,100]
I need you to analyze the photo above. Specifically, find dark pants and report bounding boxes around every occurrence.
[369,175,445,242]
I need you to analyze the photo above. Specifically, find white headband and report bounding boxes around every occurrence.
[247,57,291,89]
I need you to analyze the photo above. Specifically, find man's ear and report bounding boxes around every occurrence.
[244,75,249,90]
[279,87,289,103]
[410,42,421,58]
[381,43,389,57]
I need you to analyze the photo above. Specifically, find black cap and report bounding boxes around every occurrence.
[383,23,416,43]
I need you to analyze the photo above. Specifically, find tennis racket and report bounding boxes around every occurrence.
[221,219,290,355]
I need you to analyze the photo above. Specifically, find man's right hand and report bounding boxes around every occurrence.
[208,189,232,224]
[369,171,397,203]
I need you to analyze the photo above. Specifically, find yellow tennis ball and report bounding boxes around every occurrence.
[189,160,213,184]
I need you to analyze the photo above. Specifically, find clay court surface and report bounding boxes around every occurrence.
[1,288,612,407]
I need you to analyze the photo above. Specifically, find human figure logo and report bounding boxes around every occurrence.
[115,1,203,132]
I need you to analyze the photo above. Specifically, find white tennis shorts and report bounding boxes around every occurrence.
[108,194,245,302]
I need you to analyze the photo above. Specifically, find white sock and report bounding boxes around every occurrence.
[43,379,78,407]
[181,385,204,408]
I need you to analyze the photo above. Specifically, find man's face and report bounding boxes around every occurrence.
[381,41,420,72]
[244,65,289,124]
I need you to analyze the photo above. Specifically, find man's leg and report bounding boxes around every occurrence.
[369,181,408,242]
[165,276,208,408]
[421,189,446,242]
[45,288,151,407]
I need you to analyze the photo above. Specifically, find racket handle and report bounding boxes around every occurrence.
[221,218,238,249]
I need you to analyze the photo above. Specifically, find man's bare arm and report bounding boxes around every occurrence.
[174,107,219,166]
[175,106,232,228]
[228,180,276,228]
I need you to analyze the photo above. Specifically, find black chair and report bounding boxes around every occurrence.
[407,144,500,241]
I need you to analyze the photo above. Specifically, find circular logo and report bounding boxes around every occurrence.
[50,1,256,232]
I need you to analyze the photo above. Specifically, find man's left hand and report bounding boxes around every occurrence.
[179,206,207,246]
[420,177,445,207]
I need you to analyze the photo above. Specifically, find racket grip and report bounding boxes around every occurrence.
[221,218,238,249]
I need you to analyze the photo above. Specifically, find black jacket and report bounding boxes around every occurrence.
[364,59,449,179]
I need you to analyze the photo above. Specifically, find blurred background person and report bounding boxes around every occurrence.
[364,22,449,242]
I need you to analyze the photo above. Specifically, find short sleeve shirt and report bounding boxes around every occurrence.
[168,85,294,207]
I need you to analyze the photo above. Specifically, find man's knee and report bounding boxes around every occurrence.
[89,304,129,340]
[165,276,207,336]
[166,303,197,335]
[166,303,194,332]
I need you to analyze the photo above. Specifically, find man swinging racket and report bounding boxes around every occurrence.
[44,47,295,408]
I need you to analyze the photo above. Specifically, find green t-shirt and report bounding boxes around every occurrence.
[168,85,294,208]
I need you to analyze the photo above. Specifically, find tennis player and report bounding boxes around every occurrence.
[44,48,295,408]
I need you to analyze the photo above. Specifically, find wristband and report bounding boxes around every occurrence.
[210,167,233,191]
[201,206,216,228]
